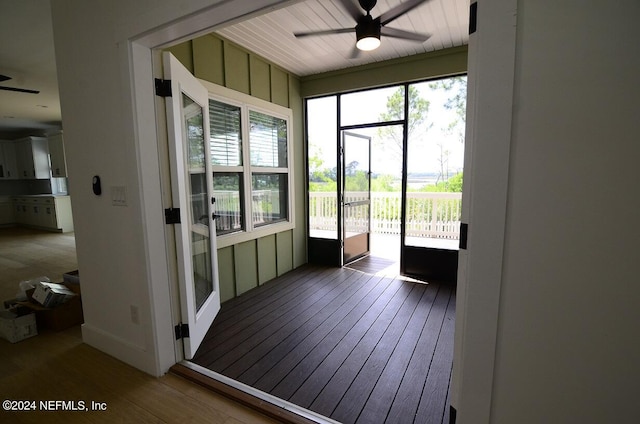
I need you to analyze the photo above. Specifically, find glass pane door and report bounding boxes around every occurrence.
[342,131,371,263]
[183,94,214,311]
[401,76,467,282]
[164,52,220,359]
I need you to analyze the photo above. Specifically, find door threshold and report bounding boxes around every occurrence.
[171,361,339,424]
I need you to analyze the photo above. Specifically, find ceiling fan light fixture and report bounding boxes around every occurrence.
[356,15,381,51]
[293,0,430,54]
[356,35,380,51]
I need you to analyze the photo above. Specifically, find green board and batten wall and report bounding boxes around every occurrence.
[167,34,305,303]
[299,45,467,97]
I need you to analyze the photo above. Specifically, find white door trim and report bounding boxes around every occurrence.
[451,0,518,421]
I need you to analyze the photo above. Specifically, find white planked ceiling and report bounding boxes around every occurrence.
[215,0,469,77]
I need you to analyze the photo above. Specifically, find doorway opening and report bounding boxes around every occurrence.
[307,76,467,282]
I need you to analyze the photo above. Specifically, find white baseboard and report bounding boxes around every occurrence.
[81,323,162,377]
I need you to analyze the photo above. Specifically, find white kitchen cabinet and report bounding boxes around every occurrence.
[12,196,73,232]
[0,141,6,179]
[47,132,67,177]
[16,136,50,179]
[0,198,15,225]
[14,198,28,224]
[0,141,18,179]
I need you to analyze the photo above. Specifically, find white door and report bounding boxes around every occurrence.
[163,52,220,359]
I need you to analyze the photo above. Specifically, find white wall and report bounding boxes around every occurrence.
[50,0,297,376]
[455,0,640,422]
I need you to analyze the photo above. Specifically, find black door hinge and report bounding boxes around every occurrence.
[174,323,189,340]
[165,207,181,224]
[459,223,468,250]
[469,2,478,35]
[155,78,172,97]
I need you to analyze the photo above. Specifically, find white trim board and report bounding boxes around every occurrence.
[180,361,341,424]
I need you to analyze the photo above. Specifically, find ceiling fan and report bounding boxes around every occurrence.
[293,0,432,57]
[0,74,40,94]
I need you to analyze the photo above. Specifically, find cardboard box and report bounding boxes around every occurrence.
[17,284,83,331]
[3,297,22,309]
[0,309,38,343]
[32,282,77,308]
[63,270,80,286]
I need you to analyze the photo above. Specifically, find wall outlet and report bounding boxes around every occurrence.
[130,305,139,325]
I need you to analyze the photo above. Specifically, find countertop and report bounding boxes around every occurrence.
[1,194,70,201]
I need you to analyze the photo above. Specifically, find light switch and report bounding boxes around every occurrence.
[111,186,127,206]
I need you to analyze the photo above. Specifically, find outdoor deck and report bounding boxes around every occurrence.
[192,262,455,424]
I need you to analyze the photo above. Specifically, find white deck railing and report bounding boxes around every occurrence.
[206,189,281,231]
[310,191,462,240]
[207,190,462,240]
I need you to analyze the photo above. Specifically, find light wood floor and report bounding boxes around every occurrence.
[0,226,77,302]
[0,227,280,424]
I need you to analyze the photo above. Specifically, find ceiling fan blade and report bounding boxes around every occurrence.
[381,27,430,42]
[379,0,431,26]
[338,0,365,21]
[294,28,355,38]
[348,45,362,59]
[0,86,40,94]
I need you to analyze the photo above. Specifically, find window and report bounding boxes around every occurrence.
[249,110,289,227]
[249,110,288,168]
[252,173,288,226]
[212,172,243,235]
[203,80,294,247]
[340,86,404,126]
[209,99,244,235]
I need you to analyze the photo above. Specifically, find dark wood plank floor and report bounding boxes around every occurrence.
[344,254,399,275]
[193,261,455,424]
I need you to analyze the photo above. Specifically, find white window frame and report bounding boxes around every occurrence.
[200,79,295,249]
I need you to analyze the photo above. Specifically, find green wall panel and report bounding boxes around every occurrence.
[271,67,289,107]
[300,46,468,98]
[192,34,224,86]
[234,240,258,295]
[166,41,194,73]
[257,235,277,285]
[289,77,307,268]
[276,231,294,275]
[224,43,250,94]
[250,56,271,102]
[217,246,235,303]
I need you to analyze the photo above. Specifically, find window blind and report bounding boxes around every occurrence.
[209,100,242,166]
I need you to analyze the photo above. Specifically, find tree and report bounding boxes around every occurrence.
[428,76,467,187]
[435,142,450,185]
[377,86,431,163]
[371,174,395,192]
[416,172,463,193]
[308,144,338,191]
[308,145,328,183]
[345,170,369,192]
[429,76,467,143]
